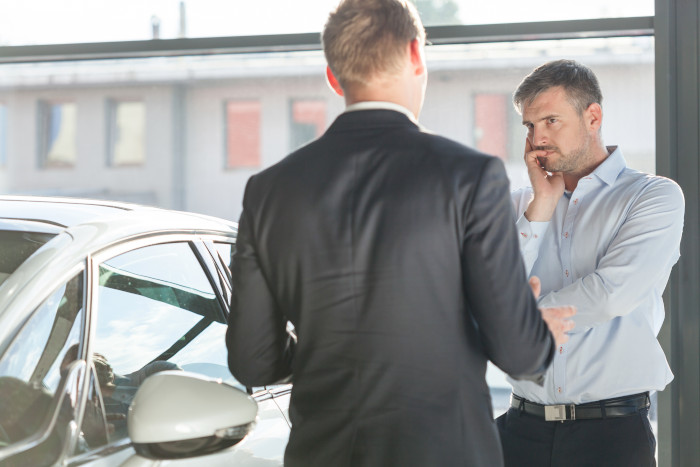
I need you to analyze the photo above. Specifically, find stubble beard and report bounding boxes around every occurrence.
[536,134,592,174]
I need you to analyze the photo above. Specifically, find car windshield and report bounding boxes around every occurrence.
[0,230,57,286]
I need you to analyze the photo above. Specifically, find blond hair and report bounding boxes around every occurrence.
[322,0,425,89]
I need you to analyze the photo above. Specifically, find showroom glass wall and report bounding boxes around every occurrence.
[0,36,655,220]
[0,0,653,44]
[1,1,698,466]
[0,0,658,430]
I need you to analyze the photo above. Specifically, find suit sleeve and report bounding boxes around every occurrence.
[461,157,554,382]
[226,177,292,387]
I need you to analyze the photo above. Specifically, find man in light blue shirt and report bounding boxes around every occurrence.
[496,59,684,467]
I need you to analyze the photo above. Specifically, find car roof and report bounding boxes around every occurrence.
[0,195,237,233]
[0,196,237,347]
[0,196,136,228]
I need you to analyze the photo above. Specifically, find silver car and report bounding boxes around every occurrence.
[0,196,291,466]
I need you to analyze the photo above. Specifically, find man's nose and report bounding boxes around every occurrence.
[533,125,548,146]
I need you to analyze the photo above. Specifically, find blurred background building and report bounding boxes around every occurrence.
[0,38,654,222]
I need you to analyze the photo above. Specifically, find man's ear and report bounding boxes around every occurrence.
[585,102,603,132]
[409,38,426,76]
[326,66,344,97]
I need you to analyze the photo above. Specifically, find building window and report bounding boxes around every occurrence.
[473,92,532,167]
[107,99,145,166]
[224,100,261,168]
[474,93,509,161]
[0,104,6,167]
[38,100,77,168]
[289,99,325,150]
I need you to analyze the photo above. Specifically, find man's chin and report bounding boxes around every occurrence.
[537,156,551,171]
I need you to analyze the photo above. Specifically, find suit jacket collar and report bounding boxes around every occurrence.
[344,101,418,124]
[327,106,426,134]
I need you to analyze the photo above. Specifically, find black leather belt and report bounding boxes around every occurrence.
[510,392,650,422]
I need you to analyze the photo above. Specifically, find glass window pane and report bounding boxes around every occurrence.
[0,273,84,458]
[108,99,145,166]
[91,241,237,444]
[290,99,326,150]
[212,241,234,273]
[421,37,655,192]
[38,101,77,168]
[77,370,110,452]
[474,93,509,161]
[439,0,652,25]
[0,37,653,219]
[0,1,654,45]
[0,104,7,167]
[225,100,261,168]
[0,229,56,286]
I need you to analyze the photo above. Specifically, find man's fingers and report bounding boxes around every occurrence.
[542,305,576,318]
[529,276,541,299]
[552,318,576,333]
[540,305,576,346]
[556,305,576,318]
[523,138,545,165]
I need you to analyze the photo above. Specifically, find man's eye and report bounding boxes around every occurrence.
[548,118,557,124]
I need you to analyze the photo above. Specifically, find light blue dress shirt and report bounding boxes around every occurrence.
[509,146,684,404]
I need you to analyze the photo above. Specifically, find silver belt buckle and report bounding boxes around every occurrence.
[544,404,567,421]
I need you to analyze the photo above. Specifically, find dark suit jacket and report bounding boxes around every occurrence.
[227,109,554,467]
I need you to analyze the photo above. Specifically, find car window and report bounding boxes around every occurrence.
[88,241,243,445]
[202,240,234,308]
[0,272,84,463]
[0,229,56,286]
[212,241,234,277]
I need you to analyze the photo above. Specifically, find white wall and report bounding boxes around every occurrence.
[3,85,175,206]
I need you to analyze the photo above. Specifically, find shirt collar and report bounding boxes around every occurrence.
[590,145,626,186]
[344,101,418,124]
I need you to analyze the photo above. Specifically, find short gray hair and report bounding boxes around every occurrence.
[513,59,603,115]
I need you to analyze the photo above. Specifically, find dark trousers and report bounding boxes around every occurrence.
[496,406,656,467]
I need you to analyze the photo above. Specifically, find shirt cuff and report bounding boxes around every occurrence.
[516,214,549,273]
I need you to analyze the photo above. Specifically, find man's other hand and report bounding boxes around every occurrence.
[529,276,576,346]
[540,306,576,346]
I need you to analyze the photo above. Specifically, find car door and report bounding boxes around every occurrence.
[0,271,91,466]
[74,236,289,466]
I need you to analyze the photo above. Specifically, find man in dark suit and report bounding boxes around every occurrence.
[226,1,575,465]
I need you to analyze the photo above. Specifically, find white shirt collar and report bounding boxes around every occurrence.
[344,101,418,124]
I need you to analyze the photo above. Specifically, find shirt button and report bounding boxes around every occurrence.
[559,346,563,354]
[565,270,569,277]
[564,232,569,238]
[558,387,562,393]
[574,199,579,205]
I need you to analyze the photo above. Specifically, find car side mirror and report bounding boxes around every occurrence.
[126,371,257,460]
